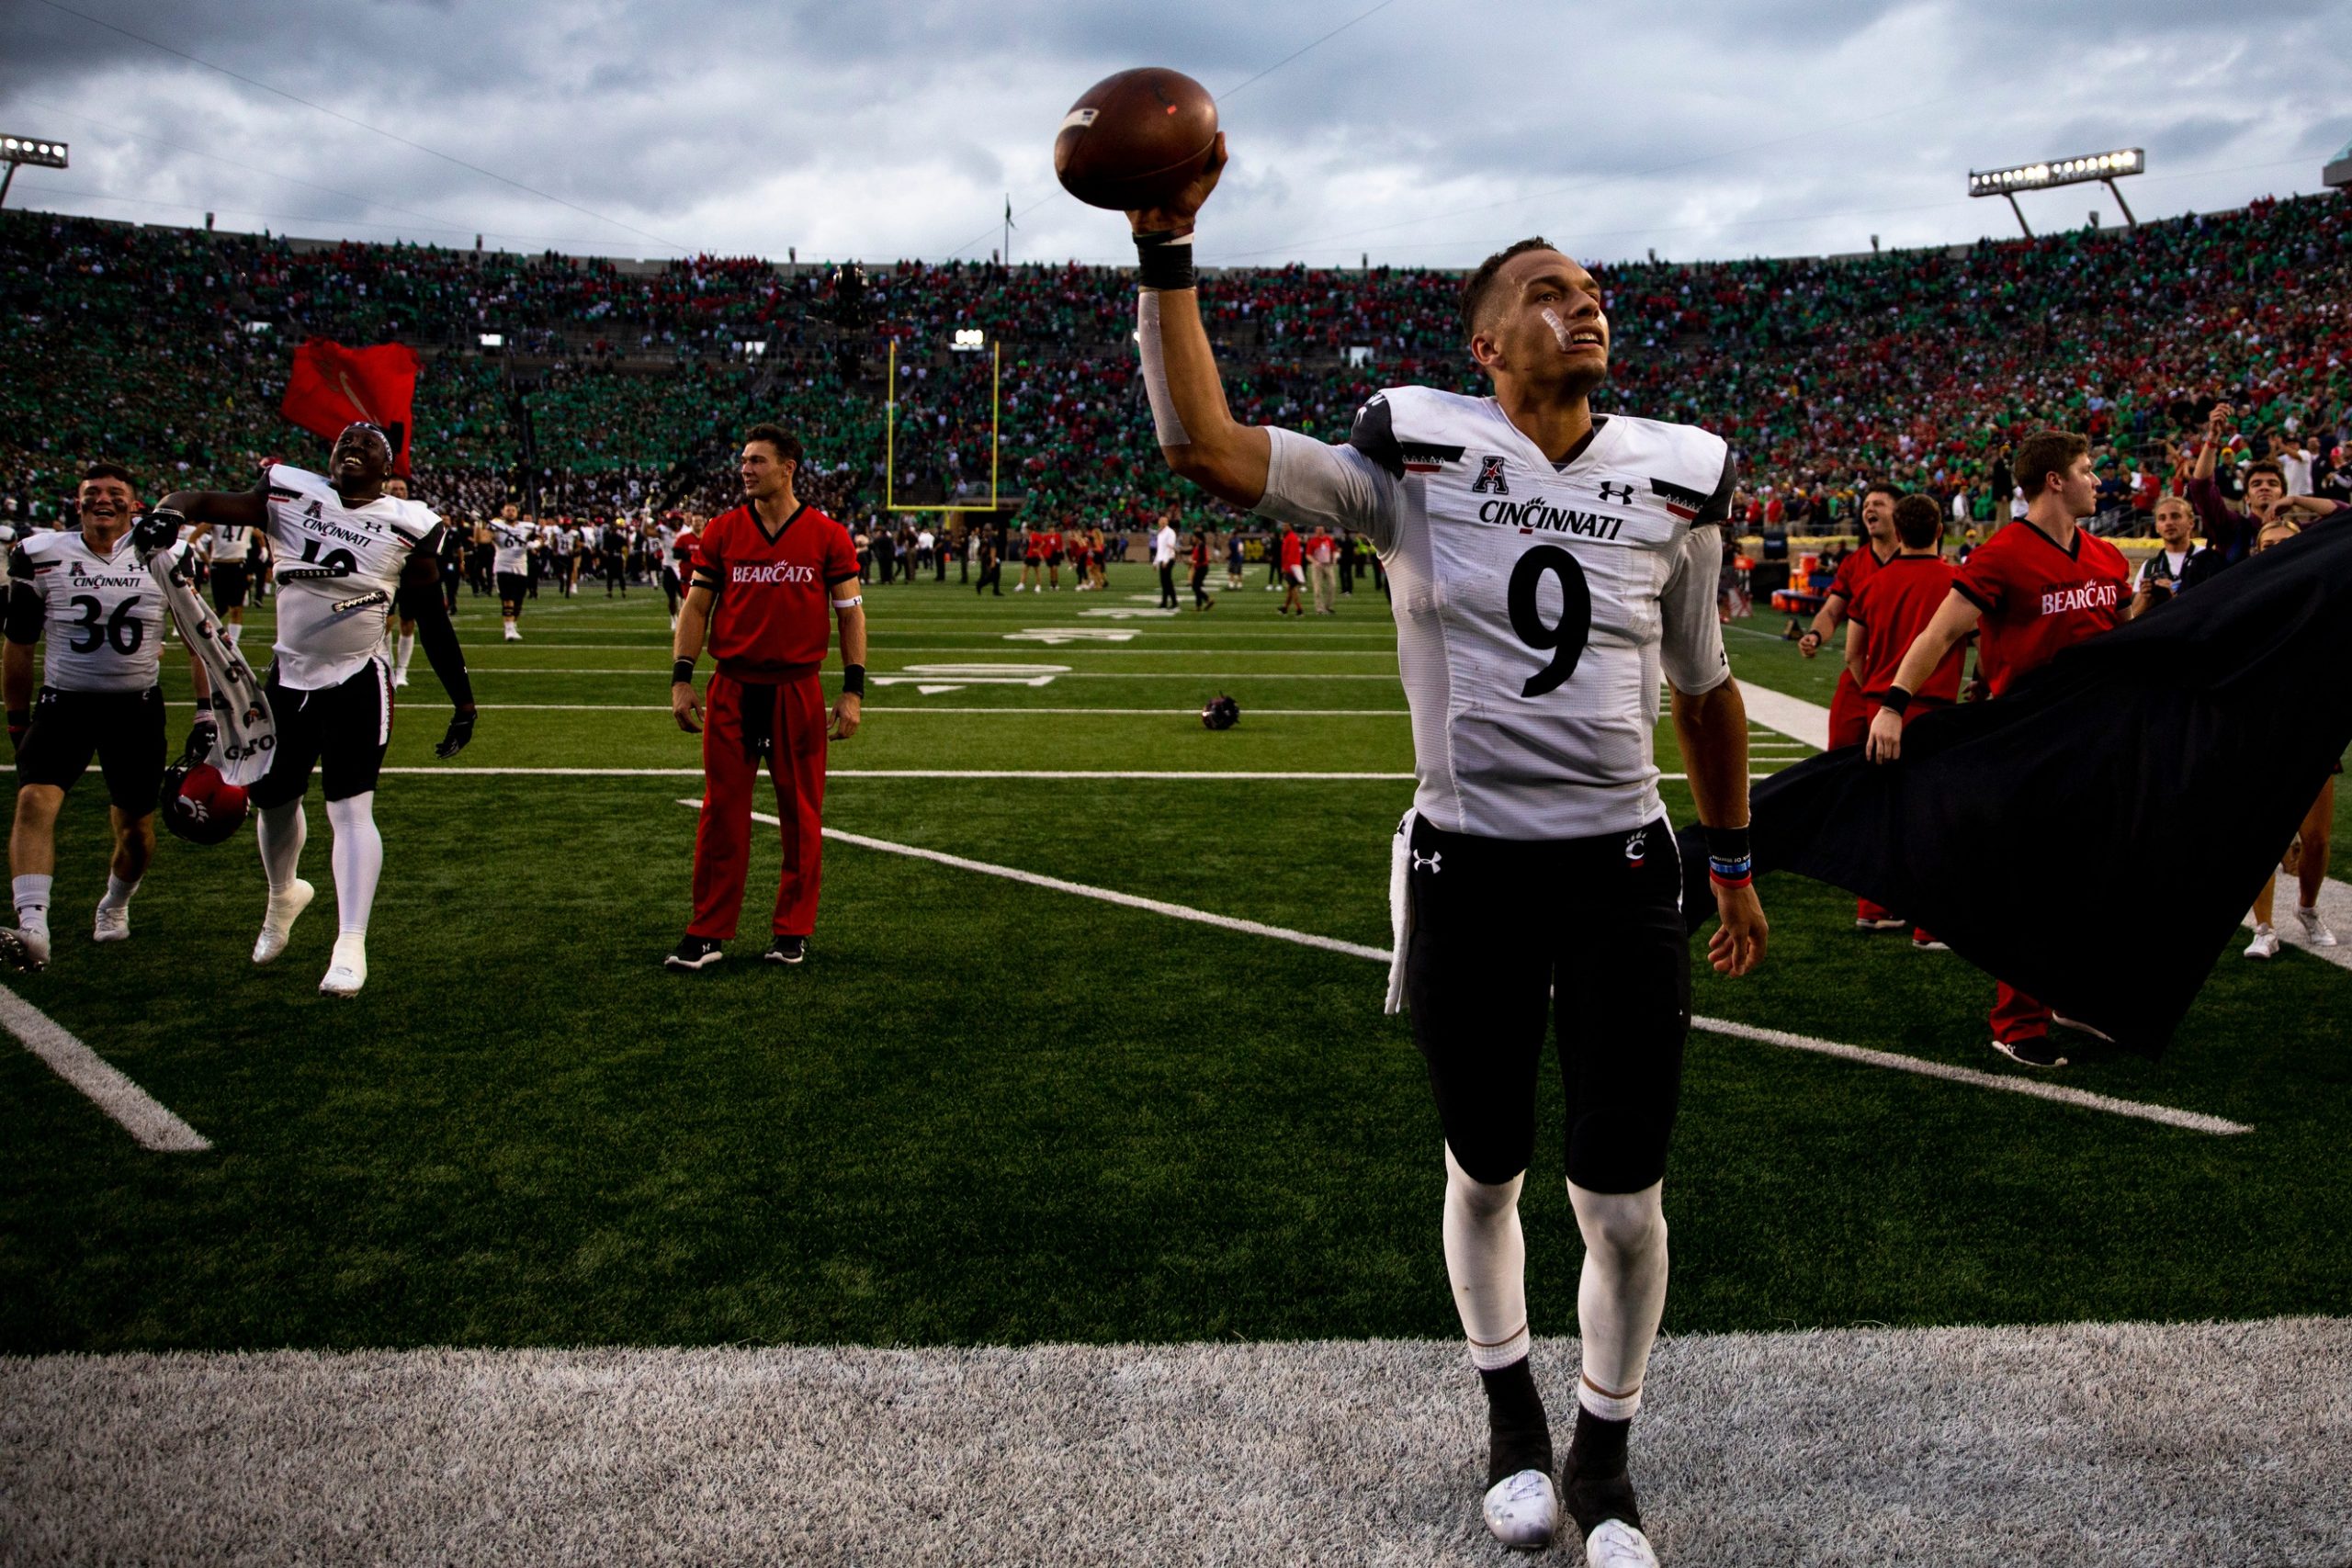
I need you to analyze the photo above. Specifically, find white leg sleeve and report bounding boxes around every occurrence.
[1443,1145,1531,1370]
[257,801,307,896]
[324,792,383,938]
[1568,1179,1668,1420]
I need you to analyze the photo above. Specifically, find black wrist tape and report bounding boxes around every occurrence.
[672,658,695,685]
[841,663,865,697]
[1135,230,1196,291]
[1881,686,1913,716]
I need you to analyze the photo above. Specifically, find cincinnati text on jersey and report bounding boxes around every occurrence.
[1474,494,1631,540]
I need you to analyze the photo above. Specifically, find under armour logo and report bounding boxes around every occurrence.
[1411,850,1442,874]
[1596,480,1636,505]
[1470,457,1510,496]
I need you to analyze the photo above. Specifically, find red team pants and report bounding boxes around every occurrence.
[1828,675,1895,926]
[690,671,828,940]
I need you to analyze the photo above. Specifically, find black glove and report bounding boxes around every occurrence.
[132,505,187,556]
[180,715,218,767]
[435,707,476,760]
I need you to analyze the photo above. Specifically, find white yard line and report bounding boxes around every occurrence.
[1736,682,1832,750]
[0,986,210,1152]
[719,811,2247,1136]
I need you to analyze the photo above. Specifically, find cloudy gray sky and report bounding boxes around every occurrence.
[4,0,2347,269]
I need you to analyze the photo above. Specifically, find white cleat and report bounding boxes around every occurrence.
[253,878,315,964]
[1482,1469,1559,1551]
[320,933,368,997]
[392,671,410,688]
[2245,924,2279,961]
[1584,1517,1662,1568]
[92,905,130,943]
[0,925,51,971]
[2295,906,2337,947]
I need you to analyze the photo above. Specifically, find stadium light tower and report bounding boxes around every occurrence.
[0,135,69,209]
[1968,148,2144,238]
[2326,136,2352,194]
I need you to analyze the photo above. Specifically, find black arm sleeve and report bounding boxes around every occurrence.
[5,547,42,645]
[1344,395,1408,480]
[405,575,473,708]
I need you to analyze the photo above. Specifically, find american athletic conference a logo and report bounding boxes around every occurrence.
[1470,457,1510,496]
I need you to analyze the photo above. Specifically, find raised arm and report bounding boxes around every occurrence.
[154,485,266,530]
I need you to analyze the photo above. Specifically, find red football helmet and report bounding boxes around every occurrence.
[159,761,251,846]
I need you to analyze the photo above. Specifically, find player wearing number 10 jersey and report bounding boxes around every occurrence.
[1123,135,1765,1568]
[151,422,478,997]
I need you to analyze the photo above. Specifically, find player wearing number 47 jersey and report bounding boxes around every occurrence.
[1125,135,1764,1568]
[149,422,478,996]
[1,461,214,972]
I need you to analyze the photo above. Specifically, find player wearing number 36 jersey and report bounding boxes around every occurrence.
[151,421,478,998]
[1125,141,1765,1568]
[1,461,213,973]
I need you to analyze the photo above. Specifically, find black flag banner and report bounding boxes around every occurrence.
[1681,514,2352,1055]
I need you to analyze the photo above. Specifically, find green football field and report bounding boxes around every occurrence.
[3,565,2348,1355]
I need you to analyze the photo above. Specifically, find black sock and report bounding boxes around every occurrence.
[1478,1359,1553,1485]
[1568,1404,1631,1478]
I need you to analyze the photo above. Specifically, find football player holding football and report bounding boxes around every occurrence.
[1123,141,1765,1567]
[145,422,477,996]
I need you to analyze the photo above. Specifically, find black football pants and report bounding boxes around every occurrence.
[1404,813,1690,1195]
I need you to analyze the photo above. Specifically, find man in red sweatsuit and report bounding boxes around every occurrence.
[666,423,866,969]
[1844,492,1965,951]
[1800,482,1899,930]
[1866,431,2129,1067]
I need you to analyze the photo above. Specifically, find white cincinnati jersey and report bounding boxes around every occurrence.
[10,530,189,693]
[208,522,258,566]
[1256,388,1735,839]
[263,465,438,690]
[490,521,535,575]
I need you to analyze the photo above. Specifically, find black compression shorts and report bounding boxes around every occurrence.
[14,685,166,813]
[1403,814,1690,1194]
[248,660,392,807]
[210,564,250,613]
[496,572,530,607]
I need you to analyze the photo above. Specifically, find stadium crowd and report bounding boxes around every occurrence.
[4,194,2346,545]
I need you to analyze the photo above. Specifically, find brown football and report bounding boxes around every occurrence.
[1053,67,1218,212]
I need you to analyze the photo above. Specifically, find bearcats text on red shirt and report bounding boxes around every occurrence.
[1951,520,2129,696]
[691,502,859,679]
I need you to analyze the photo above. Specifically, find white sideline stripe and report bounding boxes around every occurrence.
[732,812,2247,1137]
[1736,682,1832,750]
[1691,1018,2250,1136]
[0,985,210,1152]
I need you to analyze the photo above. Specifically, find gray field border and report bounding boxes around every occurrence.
[6,1317,2347,1566]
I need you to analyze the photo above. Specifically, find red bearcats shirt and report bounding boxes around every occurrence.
[1848,554,1964,704]
[1951,520,2129,696]
[692,503,858,678]
[1280,532,1304,570]
[1827,543,1891,606]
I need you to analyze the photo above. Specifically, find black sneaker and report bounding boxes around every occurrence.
[1991,1035,2067,1068]
[664,935,724,971]
[764,935,808,964]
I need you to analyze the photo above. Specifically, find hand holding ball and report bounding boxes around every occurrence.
[1054,67,1225,227]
